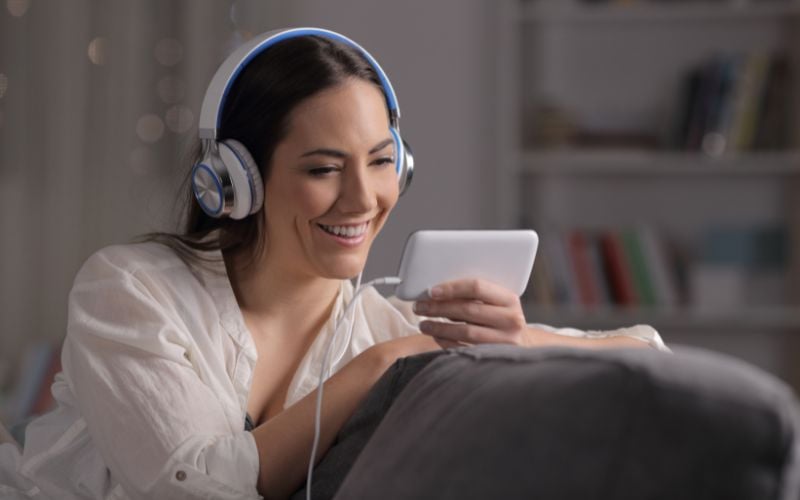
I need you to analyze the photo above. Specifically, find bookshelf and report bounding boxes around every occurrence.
[521,150,800,176]
[523,1,800,21]
[494,0,800,390]
[526,305,800,332]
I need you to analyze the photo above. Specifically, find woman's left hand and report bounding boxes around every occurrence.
[413,278,531,347]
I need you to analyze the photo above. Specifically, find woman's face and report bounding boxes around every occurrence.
[262,78,400,280]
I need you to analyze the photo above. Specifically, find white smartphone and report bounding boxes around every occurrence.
[394,230,539,301]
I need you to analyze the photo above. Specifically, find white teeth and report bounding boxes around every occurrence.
[320,222,368,238]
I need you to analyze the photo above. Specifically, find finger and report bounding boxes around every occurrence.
[414,299,526,331]
[433,337,464,350]
[420,320,524,345]
[428,278,518,307]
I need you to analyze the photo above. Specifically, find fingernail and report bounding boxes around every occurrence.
[429,286,443,299]
[413,302,428,314]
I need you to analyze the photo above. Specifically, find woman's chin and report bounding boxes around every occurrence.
[316,256,367,281]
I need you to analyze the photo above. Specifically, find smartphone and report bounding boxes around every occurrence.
[394,230,539,301]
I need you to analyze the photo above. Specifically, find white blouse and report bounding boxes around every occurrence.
[0,242,667,499]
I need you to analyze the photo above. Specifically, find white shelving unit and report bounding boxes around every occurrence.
[494,0,800,388]
[523,0,800,22]
[521,150,800,176]
[527,305,800,331]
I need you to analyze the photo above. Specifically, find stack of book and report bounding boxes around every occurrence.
[672,53,792,155]
[528,227,681,310]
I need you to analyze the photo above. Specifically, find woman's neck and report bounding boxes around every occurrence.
[222,248,343,339]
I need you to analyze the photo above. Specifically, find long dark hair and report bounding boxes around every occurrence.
[142,35,384,271]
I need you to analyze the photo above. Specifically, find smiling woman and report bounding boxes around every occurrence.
[262,79,399,281]
[0,28,666,500]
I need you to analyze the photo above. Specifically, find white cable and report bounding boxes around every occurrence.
[306,275,401,500]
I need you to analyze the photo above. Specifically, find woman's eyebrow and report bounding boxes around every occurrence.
[299,138,394,159]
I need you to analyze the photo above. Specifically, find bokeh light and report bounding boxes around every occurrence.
[136,114,165,143]
[6,0,30,17]
[229,0,260,33]
[87,37,108,66]
[165,105,194,134]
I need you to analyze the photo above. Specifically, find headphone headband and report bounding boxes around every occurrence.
[198,27,401,140]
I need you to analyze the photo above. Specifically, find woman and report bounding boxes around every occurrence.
[0,29,666,499]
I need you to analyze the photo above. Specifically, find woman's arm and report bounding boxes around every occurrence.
[526,326,651,349]
[414,279,659,350]
[251,334,441,499]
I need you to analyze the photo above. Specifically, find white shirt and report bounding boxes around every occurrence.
[0,242,667,499]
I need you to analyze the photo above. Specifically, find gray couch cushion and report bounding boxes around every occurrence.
[327,345,799,500]
[291,351,444,500]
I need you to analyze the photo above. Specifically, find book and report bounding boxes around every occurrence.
[599,230,638,307]
[567,230,602,308]
[754,55,792,150]
[701,55,739,156]
[586,234,613,307]
[543,230,580,306]
[621,229,657,307]
[527,244,555,307]
[732,54,770,151]
[639,227,679,307]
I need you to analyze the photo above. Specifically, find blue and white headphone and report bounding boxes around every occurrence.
[191,27,415,220]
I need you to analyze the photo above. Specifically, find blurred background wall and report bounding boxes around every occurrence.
[1,0,799,424]
[0,0,498,420]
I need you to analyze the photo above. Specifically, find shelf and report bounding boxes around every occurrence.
[523,0,800,23]
[524,304,800,331]
[520,150,800,176]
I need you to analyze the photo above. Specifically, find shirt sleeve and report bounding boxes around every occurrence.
[531,322,671,353]
[61,248,261,500]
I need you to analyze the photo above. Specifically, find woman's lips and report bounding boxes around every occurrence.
[316,220,370,247]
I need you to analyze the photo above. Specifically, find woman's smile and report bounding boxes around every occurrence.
[316,220,371,247]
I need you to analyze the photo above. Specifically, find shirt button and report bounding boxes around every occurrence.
[175,470,187,481]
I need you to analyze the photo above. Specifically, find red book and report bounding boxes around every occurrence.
[599,231,638,307]
[567,231,600,308]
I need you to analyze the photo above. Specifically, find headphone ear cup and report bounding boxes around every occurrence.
[390,127,413,195]
[399,137,414,196]
[191,154,227,218]
[218,139,264,219]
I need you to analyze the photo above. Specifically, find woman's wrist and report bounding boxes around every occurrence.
[361,335,443,375]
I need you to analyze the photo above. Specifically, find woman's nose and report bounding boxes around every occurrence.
[338,163,376,214]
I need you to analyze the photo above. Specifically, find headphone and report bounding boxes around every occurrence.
[191,27,415,220]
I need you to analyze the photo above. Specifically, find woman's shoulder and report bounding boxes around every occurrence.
[76,241,192,283]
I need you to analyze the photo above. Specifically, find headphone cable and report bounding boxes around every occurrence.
[306,275,401,500]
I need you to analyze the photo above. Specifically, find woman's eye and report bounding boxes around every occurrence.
[308,166,340,177]
[374,157,395,167]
